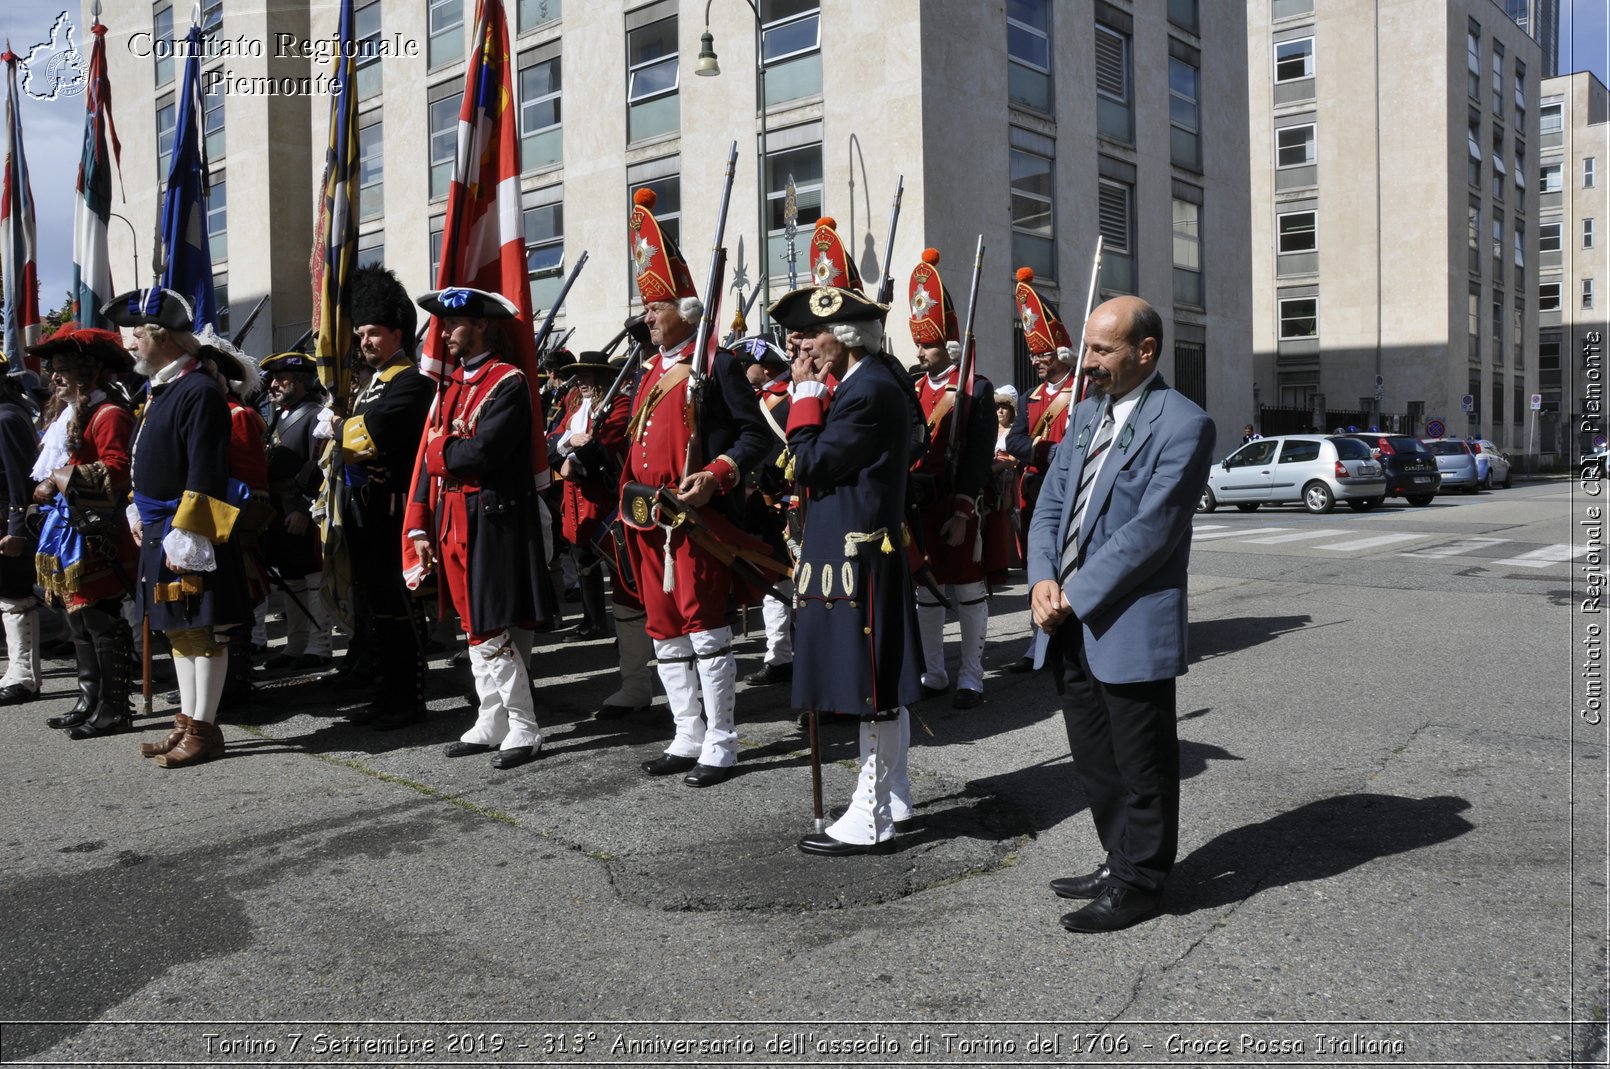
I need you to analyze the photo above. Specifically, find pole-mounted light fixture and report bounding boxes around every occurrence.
[695,30,720,76]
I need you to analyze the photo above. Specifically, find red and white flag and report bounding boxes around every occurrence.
[1,46,40,371]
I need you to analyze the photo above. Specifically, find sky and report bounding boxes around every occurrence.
[2,0,1608,321]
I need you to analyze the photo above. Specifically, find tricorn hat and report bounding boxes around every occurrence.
[27,322,135,374]
[629,188,698,306]
[100,288,195,331]
[908,248,959,346]
[416,287,519,320]
[259,351,319,376]
[560,352,619,380]
[351,265,418,347]
[733,335,790,369]
[808,217,862,292]
[768,286,888,331]
[1013,267,1073,357]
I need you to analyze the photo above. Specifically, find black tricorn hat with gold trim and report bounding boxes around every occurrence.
[767,286,888,331]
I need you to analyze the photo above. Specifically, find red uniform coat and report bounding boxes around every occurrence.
[1005,372,1074,557]
[912,365,997,586]
[559,392,629,548]
[55,401,138,608]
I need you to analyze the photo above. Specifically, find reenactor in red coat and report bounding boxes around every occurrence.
[554,352,630,641]
[906,249,998,709]
[621,188,770,788]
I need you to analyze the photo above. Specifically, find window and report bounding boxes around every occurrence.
[1097,177,1134,293]
[627,14,679,143]
[1169,0,1198,34]
[524,193,564,314]
[1172,198,1201,307]
[1539,281,1561,310]
[1492,209,1503,267]
[761,0,822,107]
[1492,379,1503,426]
[1169,55,1200,170]
[156,98,176,176]
[1539,221,1561,251]
[428,92,458,200]
[1468,199,1480,270]
[1276,123,1315,167]
[357,228,383,269]
[153,4,174,86]
[1588,157,1599,188]
[1466,22,1481,99]
[1095,23,1132,143]
[518,0,562,31]
[1279,440,1322,464]
[1275,37,1313,82]
[213,275,228,335]
[1277,209,1316,253]
[1515,58,1527,117]
[1491,41,1504,115]
[1514,382,1523,425]
[429,217,445,282]
[1007,0,1052,112]
[1588,219,1598,250]
[355,0,383,99]
[202,73,225,160]
[1468,284,1480,345]
[628,168,681,251]
[207,175,226,262]
[1272,0,1312,19]
[1541,163,1562,193]
[1514,144,1525,210]
[765,132,822,279]
[358,120,383,223]
[1586,279,1597,309]
[1514,221,1524,267]
[1174,338,1205,407]
[1540,99,1563,146]
[201,0,222,34]
[1467,113,1482,187]
[1010,147,1055,280]
[428,0,464,70]
[1492,294,1502,361]
[1278,297,1317,340]
[519,53,561,171]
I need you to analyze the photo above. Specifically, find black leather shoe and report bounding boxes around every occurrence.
[1050,865,1111,900]
[490,744,541,770]
[1060,885,1164,933]
[595,702,650,721]
[444,741,495,758]
[370,707,427,732]
[683,763,732,788]
[745,662,792,686]
[0,683,37,705]
[46,709,90,730]
[827,805,917,832]
[1007,656,1035,674]
[952,688,983,709]
[797,832,894,857]
[919,683,948,701]
[641,753,697,776]
[566,624,606,642]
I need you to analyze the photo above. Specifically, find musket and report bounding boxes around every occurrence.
[875,175,905,306]
[784,174,799,289]
[230,293,270,348]
[650,485,788,602]
[944,235,985,487]
[1069,235,1105,403]
[532,250,589,356]
[683,142,739,477]
[597,339,645,416]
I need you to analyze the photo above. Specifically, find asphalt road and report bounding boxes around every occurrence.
[0,478,1601,1068]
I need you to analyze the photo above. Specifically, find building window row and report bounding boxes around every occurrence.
[1008,0,1052,113]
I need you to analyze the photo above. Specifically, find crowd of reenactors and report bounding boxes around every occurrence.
[0,195,1099,857]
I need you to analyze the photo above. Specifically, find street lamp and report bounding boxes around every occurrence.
[693,0,770,325]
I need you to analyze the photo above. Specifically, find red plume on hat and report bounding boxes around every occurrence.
[807,216,862,292]
[907,247,959,346]
[629,188,698,305]
[1013,266,1072,355]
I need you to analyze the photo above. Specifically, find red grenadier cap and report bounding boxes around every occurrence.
[807,216,862,292]
[907,247,959,346]
[1013,266,1073,356]
[629,188,698,305]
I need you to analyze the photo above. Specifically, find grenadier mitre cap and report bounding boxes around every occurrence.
[630,188,698,305]
[27,322,135,374]
[768,286,887,331]
[1013,267,1073,356]
[908,247,959,346]
[416,288,519,320]
[807,216,862,292]
[100,288,195,331]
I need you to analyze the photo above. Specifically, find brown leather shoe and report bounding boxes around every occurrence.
[138,714,191,758]
[153,720,225,768]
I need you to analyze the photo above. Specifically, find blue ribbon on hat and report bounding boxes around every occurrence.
[439,288,471,309]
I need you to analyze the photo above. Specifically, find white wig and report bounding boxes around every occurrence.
[678,297,704,324]
[945,340,963,361]
[831,318,885,354]
[1055,346,1075,364]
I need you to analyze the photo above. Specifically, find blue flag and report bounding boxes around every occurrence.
[159,20,214,332]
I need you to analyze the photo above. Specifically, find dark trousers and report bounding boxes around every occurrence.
[1052,626,1179,893]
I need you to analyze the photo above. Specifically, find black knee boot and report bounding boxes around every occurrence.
[69,618,133,740]
[367,613,428,731]
[46,615,100,730]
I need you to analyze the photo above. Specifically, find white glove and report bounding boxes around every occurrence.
[312,406,340,441]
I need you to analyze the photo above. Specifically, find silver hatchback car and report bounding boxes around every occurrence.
[1200,435,1386,514]
[1422,438,1480,493]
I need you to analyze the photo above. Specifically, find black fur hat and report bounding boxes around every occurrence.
[351,265,417,352]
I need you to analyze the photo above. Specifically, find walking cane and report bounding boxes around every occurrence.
[809,709,826,832]
[141,617,152,716]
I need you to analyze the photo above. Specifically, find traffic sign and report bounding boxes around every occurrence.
[1426,418,1446,437]
[1531,393,1543,411]
[1461,394,1474,414]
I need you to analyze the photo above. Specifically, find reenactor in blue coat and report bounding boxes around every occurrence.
[770,284,924,856]
[106,287,250,769]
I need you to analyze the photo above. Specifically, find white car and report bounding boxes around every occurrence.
[1199,435,1386,514]
[1471,440,1512,489]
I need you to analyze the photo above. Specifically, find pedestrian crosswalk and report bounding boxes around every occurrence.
[1190,520,1594,572]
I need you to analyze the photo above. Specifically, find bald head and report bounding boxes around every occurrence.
[1081,296,1162,400]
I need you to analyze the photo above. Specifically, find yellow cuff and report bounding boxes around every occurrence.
[342,415,377,462]
[173,491,240,544]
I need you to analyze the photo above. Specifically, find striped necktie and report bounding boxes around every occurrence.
[1059,402,1115,583]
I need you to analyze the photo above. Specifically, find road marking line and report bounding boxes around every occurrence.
[1194,527,1290,541]
[1495,543,1592,568]
[1317,533,1427,552]
[1243,529,1349,544]
[1192,524,1231,532]
[1400,537,1511,559]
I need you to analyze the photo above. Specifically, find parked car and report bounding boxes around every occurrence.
[1337,433,1441,506]
[1470,439,1512,489]
[1587,446,1608,479]
[1199,434,1386,514]
[1421,438,1480,494]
